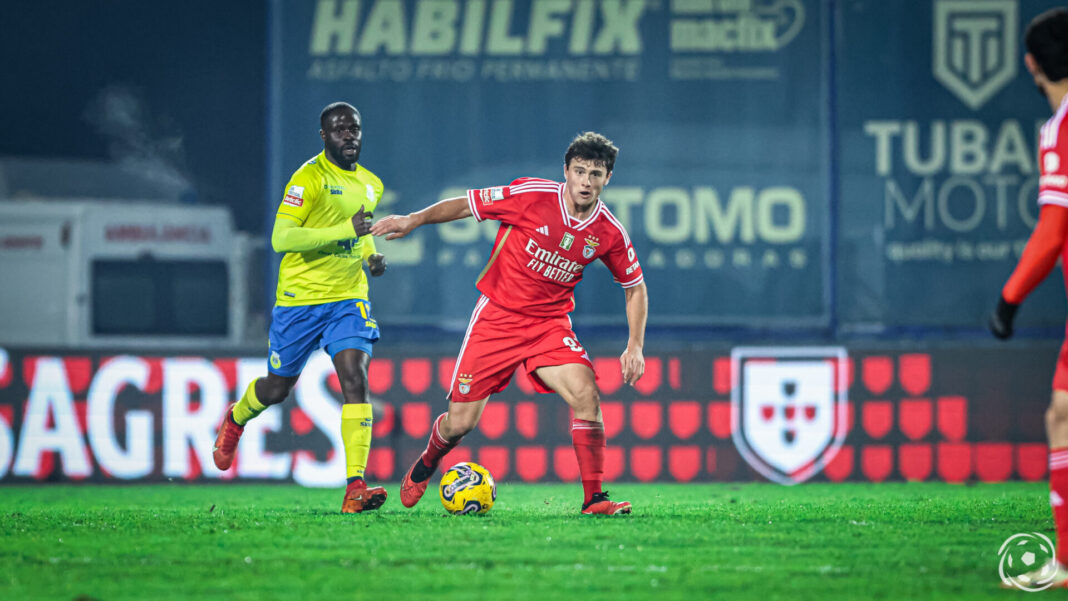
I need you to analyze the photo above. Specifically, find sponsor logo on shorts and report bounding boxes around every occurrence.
[284,185,305,207]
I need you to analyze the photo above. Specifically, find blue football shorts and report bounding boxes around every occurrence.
[267,298,380,377]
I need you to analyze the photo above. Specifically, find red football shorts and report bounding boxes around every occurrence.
[448,296,595,402]
[1056,335,1068,393]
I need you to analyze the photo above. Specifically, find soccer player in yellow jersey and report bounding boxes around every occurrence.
[212,102,389,513]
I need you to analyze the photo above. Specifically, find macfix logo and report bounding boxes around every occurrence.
[309,0,646,57]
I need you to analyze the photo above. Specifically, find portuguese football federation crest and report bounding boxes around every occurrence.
[559,232,575,250]
[582,236,600,259]
[731,347,848,485]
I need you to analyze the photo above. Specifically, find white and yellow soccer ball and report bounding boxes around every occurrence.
[439,462,496,515]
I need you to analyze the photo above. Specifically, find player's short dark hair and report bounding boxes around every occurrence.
[319,102,359,129]
[1026,8,1068,82]
[564,132,618,173]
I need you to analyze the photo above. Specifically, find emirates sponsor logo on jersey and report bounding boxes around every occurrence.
[525,238,583,283]
[284,185,305,207]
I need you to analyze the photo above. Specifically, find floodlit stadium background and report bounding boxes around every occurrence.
[1,0,1063,487]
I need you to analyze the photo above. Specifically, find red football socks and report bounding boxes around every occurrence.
[572,418,606,504]
[1051,448,1068,566]
[421,413,459,470]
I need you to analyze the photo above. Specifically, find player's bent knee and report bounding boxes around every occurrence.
[259,374,298,405]
[445,413,478,438]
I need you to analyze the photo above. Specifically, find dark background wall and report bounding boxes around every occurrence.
[2,1,266,233]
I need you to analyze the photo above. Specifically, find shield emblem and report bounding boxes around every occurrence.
[932,0,1017,110]
[582,245,596,259]
[731,347,848,485]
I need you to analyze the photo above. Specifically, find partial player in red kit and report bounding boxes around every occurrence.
[989,8,1068,588]
[371,132,647,515]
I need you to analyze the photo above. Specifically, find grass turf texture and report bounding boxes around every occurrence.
[0,482,1050,600]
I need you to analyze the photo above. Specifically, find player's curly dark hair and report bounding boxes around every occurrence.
[1026,8,1068,82]
[564,132,618,172]
[320,102,359,129]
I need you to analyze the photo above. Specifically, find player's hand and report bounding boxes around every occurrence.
[370,214,418,240]
[620,344,645,386]
[988,296,1019,340]
[351,205,373,238]
[368,253,387,277]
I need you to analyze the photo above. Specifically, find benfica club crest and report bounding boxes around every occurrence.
[582,236,599,259]
[731,347,848,485]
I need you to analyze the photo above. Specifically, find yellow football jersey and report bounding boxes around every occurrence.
[274,151,383,306]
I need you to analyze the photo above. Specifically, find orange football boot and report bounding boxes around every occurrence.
[581,491,632,515]
[212,403,244,471]
[341,480,387,513]
[399,458,432,508]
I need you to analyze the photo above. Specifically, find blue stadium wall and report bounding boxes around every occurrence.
[267,0,1068,334]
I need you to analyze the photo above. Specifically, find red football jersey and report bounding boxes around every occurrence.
[1039,95,1068,209]
[465,177,643,317]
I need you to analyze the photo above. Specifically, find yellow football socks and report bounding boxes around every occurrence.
[341,403,374,481]
[231,379,268,426]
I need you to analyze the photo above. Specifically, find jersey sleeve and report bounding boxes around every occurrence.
[1039,121,1068,208]
[357,174,384,259]
[601,220,644,289]
[276,168,320,225]
[466,177,554,223]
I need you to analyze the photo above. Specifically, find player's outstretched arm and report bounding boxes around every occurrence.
[621,282,648,386]
[271,214,359,253]
[370,196,471,240]
[989,204,1068,339]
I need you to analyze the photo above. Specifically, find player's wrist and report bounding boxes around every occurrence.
[989,295,1019,340]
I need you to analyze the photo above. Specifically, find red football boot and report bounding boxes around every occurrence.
[581,491,632,515]
[400,459,432,508]
[341,480,387,513]
[212,403,244,471]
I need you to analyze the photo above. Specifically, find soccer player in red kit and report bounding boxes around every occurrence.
[371,132,647,515]
[989,8,1068,588]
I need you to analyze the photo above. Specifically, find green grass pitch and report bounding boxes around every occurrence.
[0,482,1051,600]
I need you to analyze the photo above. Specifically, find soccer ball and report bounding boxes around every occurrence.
[439,462,496,515]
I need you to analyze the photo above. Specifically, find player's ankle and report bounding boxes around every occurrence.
[411,457,435,483]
